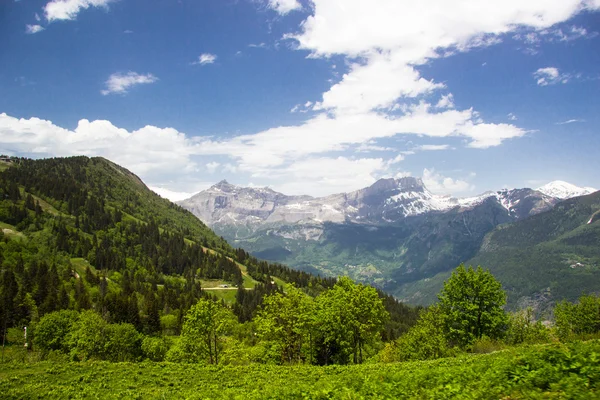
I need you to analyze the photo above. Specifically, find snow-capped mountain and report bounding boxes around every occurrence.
[537,180,596,200]
[179,177,567,230]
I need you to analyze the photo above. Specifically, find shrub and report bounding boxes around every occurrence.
[34,310,80,353]
[141,336,172,361]
[104,323,142,362]
[504,308,551,345]
[555,294,600,341]
[381,305,451,362]
[66,310,107,361]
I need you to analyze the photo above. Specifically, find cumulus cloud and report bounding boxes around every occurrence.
[0,113,199,187]
[283,0,597,147]
[25,24,45,34]
[436,94,455,109]
[533,67,570,86]
[149,187,196,202]
[267,0,301,15]
[422,168,474,194]
[193,53,217,65]
[44,0,115,22]
[101,72,158,95]
[272,157,387,196]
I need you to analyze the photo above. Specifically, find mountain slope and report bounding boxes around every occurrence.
[180,177,597,308]
[0,156,413,340]
[397,191,600,310]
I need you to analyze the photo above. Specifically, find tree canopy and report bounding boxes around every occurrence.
[438,264,507,347]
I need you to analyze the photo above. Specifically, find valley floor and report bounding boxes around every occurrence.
[1,340,599,399]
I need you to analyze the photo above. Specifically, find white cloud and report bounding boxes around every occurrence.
[248,42,267,48]
[267,0,301,15]
[35,13,41,22]
[416,144,451,151]
[25,24,45,34]
[101,72,158,95]
[206,162,220,173]
[508,113,517,121]
[272,157,386,196]
[149,187,196,202]
[44,0,115,22]
[533,67,570,86]
[422,168,474,194]
[556,118,585,125]
[283,0,597,146]
[193,53,217,65]
[436,94,455,109]
[0,113,197,186]
[461,122,526,148]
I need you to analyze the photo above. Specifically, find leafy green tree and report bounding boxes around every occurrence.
[315,277,388,364]
[255,286,314,364]
[179,298,235,364]
[505,308,550,345]
[380,305,450,362]
[33,310,80,353]
[103,323,142,362]
[438,264,507,347]
[555,294,600,341]
[66,310,107,360]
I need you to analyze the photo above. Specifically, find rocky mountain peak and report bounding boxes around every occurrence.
[363,177,425,197]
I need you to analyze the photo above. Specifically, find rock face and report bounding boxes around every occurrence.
[179,177,563,231]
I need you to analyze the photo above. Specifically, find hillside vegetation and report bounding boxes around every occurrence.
[2,341,600,399]
[0,156,418,359]
[396,192,600,310]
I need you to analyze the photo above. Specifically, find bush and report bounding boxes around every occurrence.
[555,294,600,341]
[34,310,80,353]
[380,306,451,362]
[141,336,172,361]
[504,308,551,345]
[471,336,505,354]
[66,310,106,361]
[104,323,142,362]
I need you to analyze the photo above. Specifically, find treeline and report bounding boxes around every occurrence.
[25,277,390,365]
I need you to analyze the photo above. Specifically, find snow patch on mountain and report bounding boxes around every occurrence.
[537,181,596,200]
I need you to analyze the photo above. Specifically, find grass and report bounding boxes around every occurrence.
[0,222,25,239]
[207,289,238,304]
[1,340,599,399]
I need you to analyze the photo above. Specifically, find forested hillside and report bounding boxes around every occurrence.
[397,191,600,311]
[0,156,417,351]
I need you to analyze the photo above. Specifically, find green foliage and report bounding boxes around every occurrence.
[66,310,107,361]
[255,286,314,364]
[438,264,507,347]
[315,276,389,364]
[33,310,79,353]
[103,323,142,362]
[555,294,600,341]
[3,341,600,398]
[504,308,552,345]
[381,305,451,362]
[141,335,172,361]
[179,298,236,364]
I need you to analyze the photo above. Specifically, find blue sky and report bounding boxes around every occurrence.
[1,0,599,200]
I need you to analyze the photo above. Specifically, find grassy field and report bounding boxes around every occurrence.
[1,340,599,399]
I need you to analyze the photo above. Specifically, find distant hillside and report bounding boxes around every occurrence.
[397,191,600,312]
